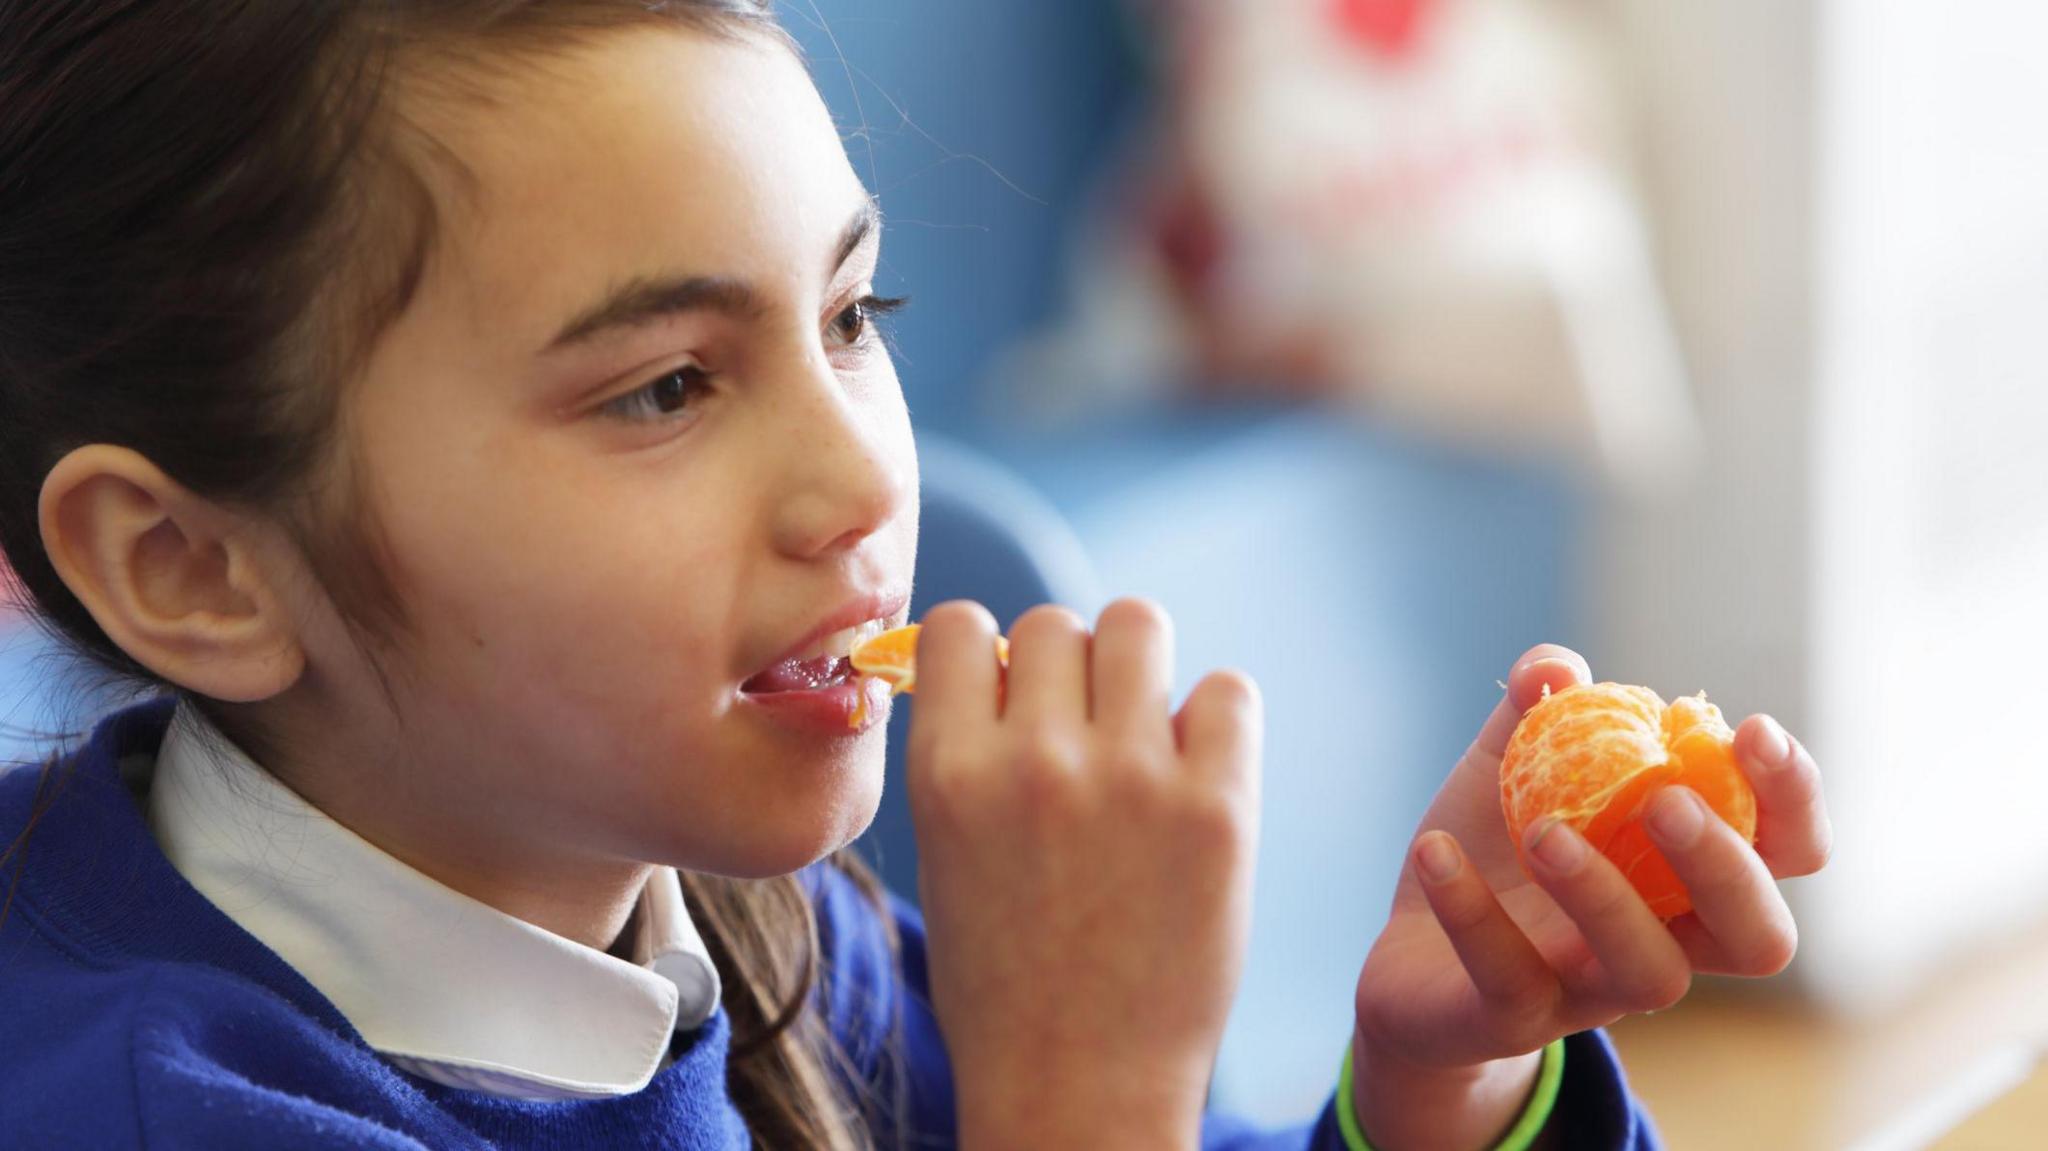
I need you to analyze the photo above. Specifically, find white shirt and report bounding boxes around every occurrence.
[145,702,723,1101]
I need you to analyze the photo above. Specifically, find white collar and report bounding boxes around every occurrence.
[145,701,723,1101]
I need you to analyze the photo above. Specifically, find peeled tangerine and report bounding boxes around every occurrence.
[846,624,1011,728]
[1500,682,1756,919]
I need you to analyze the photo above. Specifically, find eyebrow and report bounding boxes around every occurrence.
[543,198,882,352]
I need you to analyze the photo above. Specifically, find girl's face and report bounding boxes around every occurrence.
[286,27,916,881]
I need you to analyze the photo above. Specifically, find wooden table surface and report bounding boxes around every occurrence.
[1932,1054,2048,1149]
[1608,918,2048,1150]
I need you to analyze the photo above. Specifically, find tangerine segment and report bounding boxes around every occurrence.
[846,624,1011,727]
[1499,682,1756,919]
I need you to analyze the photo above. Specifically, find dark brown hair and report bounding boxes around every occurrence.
[0,4,893,1147]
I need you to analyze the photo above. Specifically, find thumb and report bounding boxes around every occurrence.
[1468,645,1592,768]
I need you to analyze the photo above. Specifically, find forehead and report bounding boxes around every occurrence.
[404,27,866,328]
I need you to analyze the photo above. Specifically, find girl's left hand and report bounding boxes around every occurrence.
[1349,644,1834,1150]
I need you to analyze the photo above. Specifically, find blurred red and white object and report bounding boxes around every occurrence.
[1003,0,1697,487]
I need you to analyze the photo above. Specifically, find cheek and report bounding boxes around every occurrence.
[863,355,919,498]
[432,519,734,698]
[883,371,921,560]
[362,432,746,730]
[866,355,913,440]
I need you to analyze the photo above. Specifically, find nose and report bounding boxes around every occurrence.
[767,358,913,560]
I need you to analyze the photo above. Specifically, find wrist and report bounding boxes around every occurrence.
[1346,1033,1548,1151]
[955,1066,1205,1151]
[960,1116,1199,1151]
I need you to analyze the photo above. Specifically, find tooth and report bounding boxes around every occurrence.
[798,617,891,662]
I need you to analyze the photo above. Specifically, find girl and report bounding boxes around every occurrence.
[0,3,1833,1148]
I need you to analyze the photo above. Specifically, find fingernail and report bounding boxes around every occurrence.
[1648,788,1706,849]
[1527,818,1586,876]
[1515,658,1585,709]
[1757,717,1794,769]
[1527,656,1584,680]
[1416,835,1462,884]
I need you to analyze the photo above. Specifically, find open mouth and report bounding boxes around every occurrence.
[740,618,891,695]
[739,654,858,695]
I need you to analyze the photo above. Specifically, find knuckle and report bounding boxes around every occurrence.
[1493,988,1564,1047]
[1741,922,1800,976]
[1182,788,1252,855]
[1572,872,1637,926]
[1774,759,1827,813]
[1432,883,1495,937]
[1100,740,1163,779]
[1013,723,1082,774]
[1768,823,1833,880]
[1696,838,1756,891]
[1634,967,1692,1014]
[906,722,953,770]
[907,750,977,825]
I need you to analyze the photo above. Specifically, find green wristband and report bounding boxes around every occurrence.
[1335,1037,1566,1151]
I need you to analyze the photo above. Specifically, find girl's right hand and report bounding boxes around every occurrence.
[906,599,1263,1151]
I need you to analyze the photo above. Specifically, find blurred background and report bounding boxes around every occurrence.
[5,0,2046,1146]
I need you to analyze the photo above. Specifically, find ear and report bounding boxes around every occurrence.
[38,444,306,702]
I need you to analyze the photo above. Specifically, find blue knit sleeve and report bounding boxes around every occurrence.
[811,866,1660,1150]
[1196,1030,1661,1151]
[1545,1030,1663,1149]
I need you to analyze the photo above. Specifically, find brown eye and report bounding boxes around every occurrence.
[828,300,870,346]
[600,365,713,423]
[827,294,907,349]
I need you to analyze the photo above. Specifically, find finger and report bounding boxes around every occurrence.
[910,601,1003,730]
[1662,915,1743,974]
[1662,917,1775,976]
[1412,832,1561,1024]
[1644,787,1799,977]
[1004,604,1091,725]
[1735,715,1833,879]
[1091,598,1175,743]
[1469,645,1594,767]
[1175,669,1262,792]
[1662,913,1801,977]
[1524,818,1693,1014]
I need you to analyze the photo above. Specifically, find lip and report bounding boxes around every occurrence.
[738,676,894,736]
[744,589,911,681]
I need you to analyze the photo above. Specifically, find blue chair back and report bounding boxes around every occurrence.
[784,2,1140,437]
[0,615,86,767]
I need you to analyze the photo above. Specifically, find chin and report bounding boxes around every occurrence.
[693,768,886,880]
[702,825,870,880]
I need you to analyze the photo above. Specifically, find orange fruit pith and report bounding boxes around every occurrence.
[848,625,922,694]
[1499,682,1756,920]
[845,624,1011,728]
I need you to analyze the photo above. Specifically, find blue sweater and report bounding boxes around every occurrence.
[0,701,1658,1149]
